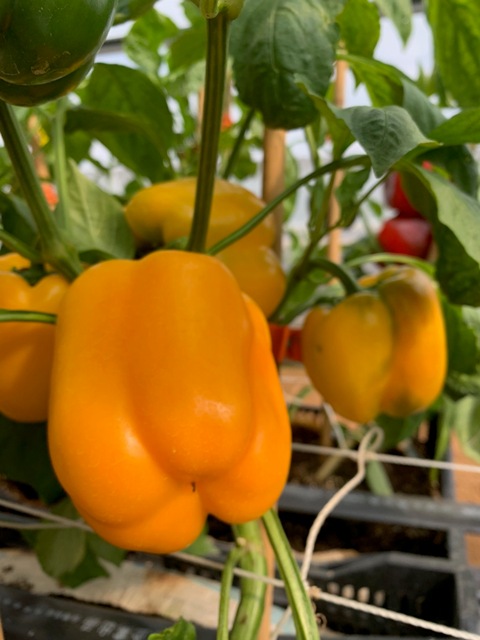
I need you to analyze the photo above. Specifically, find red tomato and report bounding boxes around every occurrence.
[378,216,433,259]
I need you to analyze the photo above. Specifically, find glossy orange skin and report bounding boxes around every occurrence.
[48,250,291,554]
[0,254,69,422]
[124,178,275,250]
[301,267,447,423]
[217,245,286,318]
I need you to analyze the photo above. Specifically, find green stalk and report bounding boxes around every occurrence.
[262,509,319,640]
[52,97,71,232]
[230,521,267,640]
[0,101,82,281]
[208,155,370,256]
[0,309,56,324]
[221,107,255,180]
[217,545,243,640]
[0,228,42,263]
[187,11,229,253]
[309,257,361,295]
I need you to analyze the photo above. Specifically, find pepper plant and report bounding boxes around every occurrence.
[1,0,480,638]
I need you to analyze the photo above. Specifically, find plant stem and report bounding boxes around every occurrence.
[187,11,229,253]
[217,545,243,640]
[52,97,70,232]
[221,107,255,180]
[0,228,42,263]
[0,309,56,324]
[262,509,318,640]
[208,155,369,256]
[0,101,82,281]
[309,257,361,295]
[230,521,267,640]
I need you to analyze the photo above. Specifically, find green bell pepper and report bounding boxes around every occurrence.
[0,0,117,106]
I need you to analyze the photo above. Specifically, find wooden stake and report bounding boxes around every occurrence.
[327,59,348,263]
[259,125,286,639]
[262,128,286,259]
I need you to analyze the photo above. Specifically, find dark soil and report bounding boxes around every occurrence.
[279,419,449,558]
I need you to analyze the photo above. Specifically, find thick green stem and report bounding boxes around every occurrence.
[0,309,56,324]
[187,12,229,253]
[217,545,243,640]
[0,101,82,280]
[262,509,319,640]
[230,521,267,640]
[221,108,255,180]
[208,155,369,256]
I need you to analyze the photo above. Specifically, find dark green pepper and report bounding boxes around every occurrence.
[0,0,117,105]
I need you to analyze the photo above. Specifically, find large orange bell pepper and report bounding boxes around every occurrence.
[48,250,291,554]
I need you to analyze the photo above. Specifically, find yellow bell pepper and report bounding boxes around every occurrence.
[0,253,69,422]
[301,266,447,423]
[124,177,275,250]
[217,245,286,318]
[48,250,291,554]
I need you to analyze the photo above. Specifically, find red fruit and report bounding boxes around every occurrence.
[378,216,433,259]
[384,172,421,218]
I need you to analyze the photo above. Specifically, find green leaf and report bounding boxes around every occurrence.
[168,20,207,73]
[114,0,158,24]
[376,412,425,450]
[331,104,439,176]
[34,502,86,580]
[148,619,197,640]
[0,192,38,246]
[343,54,404,106]
[230,0,342,130]
[444,396,480,462]
[429,108,480,145]
[443,301,480,376]
[77,64,174,182]
[124,10,178,77]
[30,499,125,587]
[428,0,480,107]
[413,165,480,275]
[0,415,63,504]
[374,0,412,44]
[337,0,380,58]
[64,160,135,260]
[435,225,480,307]
[336,166,371,225]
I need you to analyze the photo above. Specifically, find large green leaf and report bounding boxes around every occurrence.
[337,0,380,58]
[428,0,480,107]
[429,108,480,145]
[345,55,478,195]
[331,104,439,176]
[230,0,342,129]
[373,0,412,44]
[77,64,174,182]
[63,161,135,261]
[124,10,179,77]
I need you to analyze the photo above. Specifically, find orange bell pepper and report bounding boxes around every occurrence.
[48,250,291,554]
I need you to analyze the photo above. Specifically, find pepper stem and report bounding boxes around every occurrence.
[187,11,229,253]
[0,100,82,280]
[262,509,319,639]
[230,521,267,639]
[0,310,56,324]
